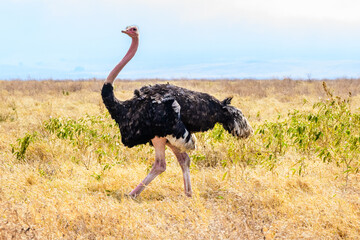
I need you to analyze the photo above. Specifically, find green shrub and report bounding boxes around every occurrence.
[43,114,122,164]
[252,82,360,177]
[11,132,37,162]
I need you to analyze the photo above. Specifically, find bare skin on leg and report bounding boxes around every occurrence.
[167,143,192,197]
[129,137,167,198]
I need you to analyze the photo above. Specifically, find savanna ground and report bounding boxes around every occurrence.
[0,79,360,239]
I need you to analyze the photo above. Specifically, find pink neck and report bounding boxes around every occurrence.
[105,37,139,84]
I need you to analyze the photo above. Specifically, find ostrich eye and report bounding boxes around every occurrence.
[132,28,137,31]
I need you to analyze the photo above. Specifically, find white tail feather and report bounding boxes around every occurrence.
[166,130,196,152]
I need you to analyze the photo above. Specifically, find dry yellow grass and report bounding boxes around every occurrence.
[1,79,360,239]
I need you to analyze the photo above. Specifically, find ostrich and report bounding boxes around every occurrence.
[101,26,252,198]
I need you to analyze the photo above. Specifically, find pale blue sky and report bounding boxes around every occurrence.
[1,0,360,80]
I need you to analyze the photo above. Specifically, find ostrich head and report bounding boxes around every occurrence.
[122,25,139,38]
[221,97,253,139]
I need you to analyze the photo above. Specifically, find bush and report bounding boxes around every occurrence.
[253,82,360,177]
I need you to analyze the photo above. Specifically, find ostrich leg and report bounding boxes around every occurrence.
[167,143,192,197]
[129,137,167,197]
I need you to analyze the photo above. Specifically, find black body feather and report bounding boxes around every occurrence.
[101,83,251,148]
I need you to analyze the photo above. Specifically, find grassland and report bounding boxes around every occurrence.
[0,79,360,239]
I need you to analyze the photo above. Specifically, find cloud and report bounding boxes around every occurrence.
[11,0,360,25]
[132,0,360,26]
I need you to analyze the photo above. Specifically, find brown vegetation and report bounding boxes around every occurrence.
[1,79,360,239]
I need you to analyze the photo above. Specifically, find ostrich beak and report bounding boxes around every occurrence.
[121,30,127,34]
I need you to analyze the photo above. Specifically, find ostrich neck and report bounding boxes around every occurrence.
[105,37,139,84]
